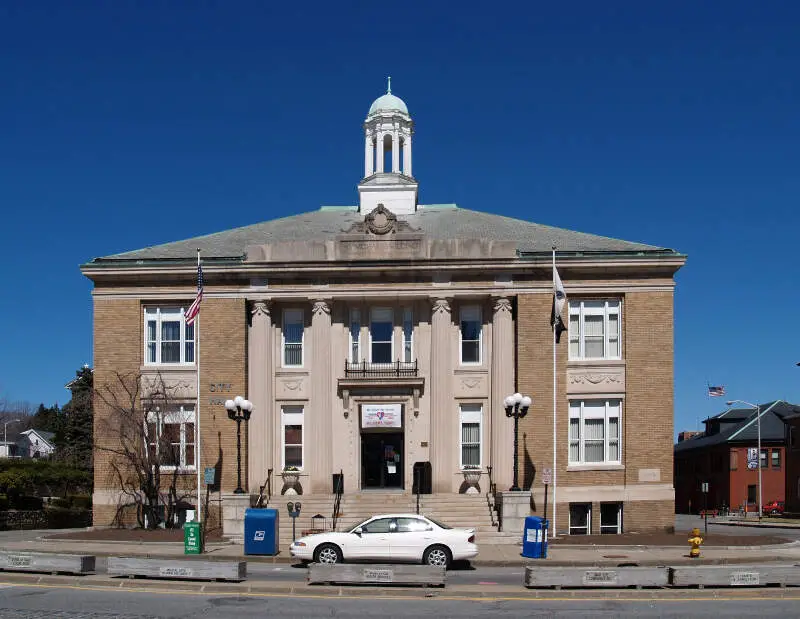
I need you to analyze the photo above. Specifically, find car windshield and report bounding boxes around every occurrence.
[348,518,374,532]
[425,516,452,530]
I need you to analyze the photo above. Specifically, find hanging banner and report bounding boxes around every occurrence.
[746,448,758,470]
[361,404,402,429]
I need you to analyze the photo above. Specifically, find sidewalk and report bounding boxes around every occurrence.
[4,531,800,567]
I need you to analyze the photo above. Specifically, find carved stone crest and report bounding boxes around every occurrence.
[341,204,419,237]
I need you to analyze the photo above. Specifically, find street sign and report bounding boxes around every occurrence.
[204,467,216,485]
[542,468,553,485]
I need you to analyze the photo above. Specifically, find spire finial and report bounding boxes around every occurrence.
[387,76,392,94]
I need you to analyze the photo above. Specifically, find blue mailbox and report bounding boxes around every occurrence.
[521,516,549,559]
[244,508,279,555]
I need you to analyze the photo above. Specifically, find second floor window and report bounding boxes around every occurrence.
[282,309,304,367]
[370,307,393,363]
[569,300,621,360]
[145,307,194,365]
[460,305,482,364]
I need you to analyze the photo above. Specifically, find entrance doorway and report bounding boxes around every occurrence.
[361,432,404,489]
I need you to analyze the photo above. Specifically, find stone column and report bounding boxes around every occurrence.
[404,133,412,177]
[430,298,453,492]
[392,129,399,172]
[309,299,333,493]
[364,132,373,177]
[247,300,272,493]
[491,297,515,491]
[375,133,384,173]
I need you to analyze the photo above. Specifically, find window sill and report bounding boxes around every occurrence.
[566,463,624,472]
[567,359,625,366]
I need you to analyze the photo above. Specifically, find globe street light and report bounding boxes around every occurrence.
[504,392,533,491]
[727,399,762,519]
[3,419,19,457]
[225,396,253,494]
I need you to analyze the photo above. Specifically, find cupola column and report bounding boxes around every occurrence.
[364,132,374,177]
[403,132,412,177]
[375,132,384,173]
[392,128,400,173]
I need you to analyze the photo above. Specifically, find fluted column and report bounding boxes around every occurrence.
[248,300,273,492]
[309,299,333,493]
[364,133,373,177]
[392,129,399,172]
[430,298,453,492]
[491,297,515,490]
[375,133,384,173]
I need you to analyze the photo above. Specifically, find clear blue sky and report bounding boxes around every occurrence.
[1,1,797,435]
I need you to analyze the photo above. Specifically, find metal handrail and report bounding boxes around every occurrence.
[414,467,421,515]
[486,465,500,528]
[344,359,418,378]
[331,469,344,530]
[256,468,273,508]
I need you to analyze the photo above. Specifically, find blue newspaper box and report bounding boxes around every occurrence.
[521,516,548,559]
[244,508,279,556]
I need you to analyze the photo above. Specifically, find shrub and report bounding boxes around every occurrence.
[50,497,71,509]
[0,495,9,510]
[10,495,43,510]
[68,494,92,510]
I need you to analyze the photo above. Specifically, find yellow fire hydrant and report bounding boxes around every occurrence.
[688,527,703,558]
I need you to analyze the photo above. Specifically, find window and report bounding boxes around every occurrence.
[145,407,196,470]
[600,502,622,534]
[362,517,394,533]
[370,308,393,363]
[282,309,304,367]
[747,484,757,504]
[349,308,361,363]
[760,449,768,469]
[568,300,621,360]
[460,305,482,364]
[403,307,413,363]
[459,404,482,468]
[569,503,591,535]
[396,517,432,532]
[144,307,195,365]
[569,399,621,464]
[730,450,738,470]
[281,406,304,469]
[772,450,781,469]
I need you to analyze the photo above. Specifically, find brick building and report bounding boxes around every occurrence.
[674,401,800,515]
[81,86,685,538]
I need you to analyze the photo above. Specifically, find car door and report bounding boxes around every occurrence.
[392,517,434,560]
[348,517,395,561]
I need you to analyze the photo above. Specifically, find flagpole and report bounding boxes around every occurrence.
[552,246,558,538]
[195,249,202,527]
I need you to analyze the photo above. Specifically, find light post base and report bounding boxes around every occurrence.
[497,490,532,535]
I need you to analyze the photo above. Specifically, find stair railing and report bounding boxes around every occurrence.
[255,468,273,508]
[331,469,344,531]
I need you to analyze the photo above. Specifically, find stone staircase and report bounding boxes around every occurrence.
[265,491,519,547]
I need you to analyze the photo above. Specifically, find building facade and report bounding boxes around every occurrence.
[83,86,685,535]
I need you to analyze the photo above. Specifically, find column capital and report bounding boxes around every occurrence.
[431,298,452,315]
[250,300,272,318]
[492,296,512,315]
[312,299,331,317]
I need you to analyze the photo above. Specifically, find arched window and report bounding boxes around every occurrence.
[383,134,392,173]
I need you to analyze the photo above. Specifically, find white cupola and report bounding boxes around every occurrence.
[358,78,418,215]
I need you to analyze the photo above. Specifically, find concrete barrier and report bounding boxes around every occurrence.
[307,563,446,587]
[107,557,246,582]
[670,565,800,588]
[0,551,95,575]
[524,566,669,589]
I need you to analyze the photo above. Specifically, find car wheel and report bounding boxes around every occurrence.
[771,509,780,515]
[314,543,343,565]
[423,545,451,569]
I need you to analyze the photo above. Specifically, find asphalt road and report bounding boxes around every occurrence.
[0,582,799,618]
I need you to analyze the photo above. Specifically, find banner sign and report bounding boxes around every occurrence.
[361,404,402,429]
[747,448,758,470]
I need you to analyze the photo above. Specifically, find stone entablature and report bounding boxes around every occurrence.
[566,361,626,395]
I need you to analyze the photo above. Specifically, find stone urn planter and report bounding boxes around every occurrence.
[462,468,481,494]
[281,469,301,495]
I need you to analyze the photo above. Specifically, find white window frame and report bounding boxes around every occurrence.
[281,406,304,471]
[349,308,361,363]
[600,502,622,534]
[369,307,394,363]
[145,406,196,471]
[568,299,621,361]
[568,399,622,465]
[282,309,304,368]
[459,305,482,365]
[402,307,413,363]
[144,306,195,366]
[569,502,592,535]
[459,404,483,469]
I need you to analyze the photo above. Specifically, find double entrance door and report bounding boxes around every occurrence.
[361,432,404,489]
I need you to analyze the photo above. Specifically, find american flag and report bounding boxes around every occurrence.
[184,260,203,326]
[708,385,725,397]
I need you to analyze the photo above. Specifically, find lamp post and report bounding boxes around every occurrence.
[225,396,253,494]
[504,392,533,491]
[727,399,762,519]
[3,419,19,457]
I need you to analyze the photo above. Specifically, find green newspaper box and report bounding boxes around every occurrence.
[184,521,203,555]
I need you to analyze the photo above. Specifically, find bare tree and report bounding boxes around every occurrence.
[95,371,195,529]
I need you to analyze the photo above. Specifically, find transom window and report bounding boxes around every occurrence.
[459,404,482,468]
[281,406,304,470]
[460,305,482,364]
[569,399,621,465]
[370,308,393,363]
[145,407,196,470]
[568,300,621,360]
[144,307,195,365]
[282,309,304,367]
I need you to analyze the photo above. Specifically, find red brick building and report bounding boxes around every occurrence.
[674,401,799,515]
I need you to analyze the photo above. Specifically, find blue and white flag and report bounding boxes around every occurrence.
[551,265,567,343]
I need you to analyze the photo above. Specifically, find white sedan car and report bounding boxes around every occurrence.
[289,513,478,568]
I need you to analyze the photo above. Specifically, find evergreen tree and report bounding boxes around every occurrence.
[57,366,93,469]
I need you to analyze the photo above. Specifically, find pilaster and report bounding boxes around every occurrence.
[247,300,272,493]
[430,298,453,492]
[309,299,333,493]
[491,296,515,490]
